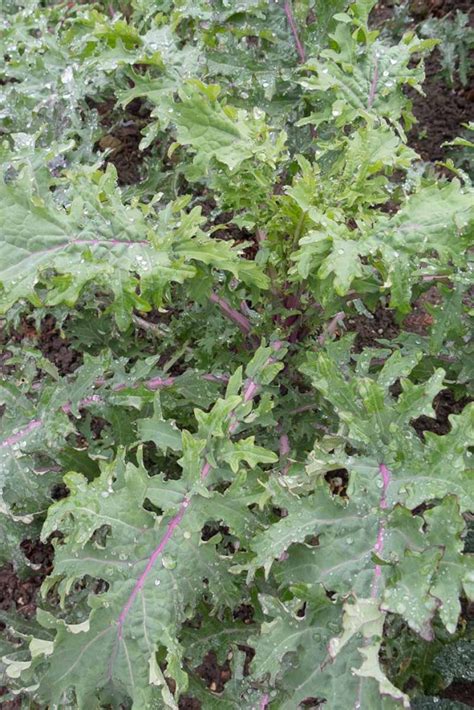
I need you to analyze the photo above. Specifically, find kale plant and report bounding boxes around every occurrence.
[0,1,473,708]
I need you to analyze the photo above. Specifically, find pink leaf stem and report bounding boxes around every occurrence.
[0,373,230,450]
[288,403,316,415]
[116,496,191,639]
[0,419,42,449]
[259,693,270,710]
[113,480,207,640]
[143,375,176,391]
[111,342,284,665]
[370,463,391,598]
[279,431,290,476]
[367,59,379,109]
[284,1,306,63]
[209,292,252,336]
[243,378,259,403]
[60,394,104,415]
[318,312,345,345]
[202,373,229,383]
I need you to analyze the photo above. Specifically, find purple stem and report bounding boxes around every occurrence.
[279,431,290,476]
[143,376,176,391]
[111,344,283,663]
[34,236,150,259]
[209,293,252,336]
[370,463,391,598]
[202,373,229,383]
[0,373,229,450]
[288,403,316,415]
[116,496,191,639]
[243,379,259,403]
[367,60,379,109]
[259,693,270,710]
[228,377,259,434]
[73,238,149,248]
[284,1,306,63]
[0,419,42,449]
[61,395,104,415]
[318,312,345,346]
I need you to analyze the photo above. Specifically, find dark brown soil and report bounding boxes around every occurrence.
[403,286,442,336]
[0,544,55,709]
[408,56,473,164]
[409,0,473,20]
[179,697,201,710]
[4,315,82,376]
[37,316,82,375]
[371,0,474,165]
[347,305,400,351]
[200,196,259,260]
[93,97,153,185]
[0,540,53,619]
[177,604,256,709]
[325,468,349,498]
[0,689,21,709]
[195,651,232,694]
[441,680,474,707]
[411,387,472,437]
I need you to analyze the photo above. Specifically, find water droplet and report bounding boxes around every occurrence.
[162,555,176,570]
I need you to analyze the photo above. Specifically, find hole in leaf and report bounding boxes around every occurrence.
[143,498,163,516]
[300,698,325,708]
[325,468,349,497]
[90,524,111,547]
[233,604,254,624]
[195,651,231,693]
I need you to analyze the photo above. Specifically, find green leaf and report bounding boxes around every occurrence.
[329,598,409,707]
[35,457,239,707]
[219,437,277,474]
[172,87,250,171]
[423,497,474,633]
[250,587,339,685]
[318,238,365,295]
[137,396,182,454]
[382,548,443,640]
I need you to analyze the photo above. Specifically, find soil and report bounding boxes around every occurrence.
[346,304,401,351]
[36,316,82,375]
[92,97,153,186]
[0,540,54,620]
[3,315,82,376]
[441,681,474,708]
[403,286,443,336]
[371,0,474,165]
[0,540,55,708]
[411,387,472,437]
[195,651,232,694]
[408,55,473,165]
[200,196,259,260]
[177,606,255,709]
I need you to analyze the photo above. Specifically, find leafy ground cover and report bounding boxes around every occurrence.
[0,0,473,708]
